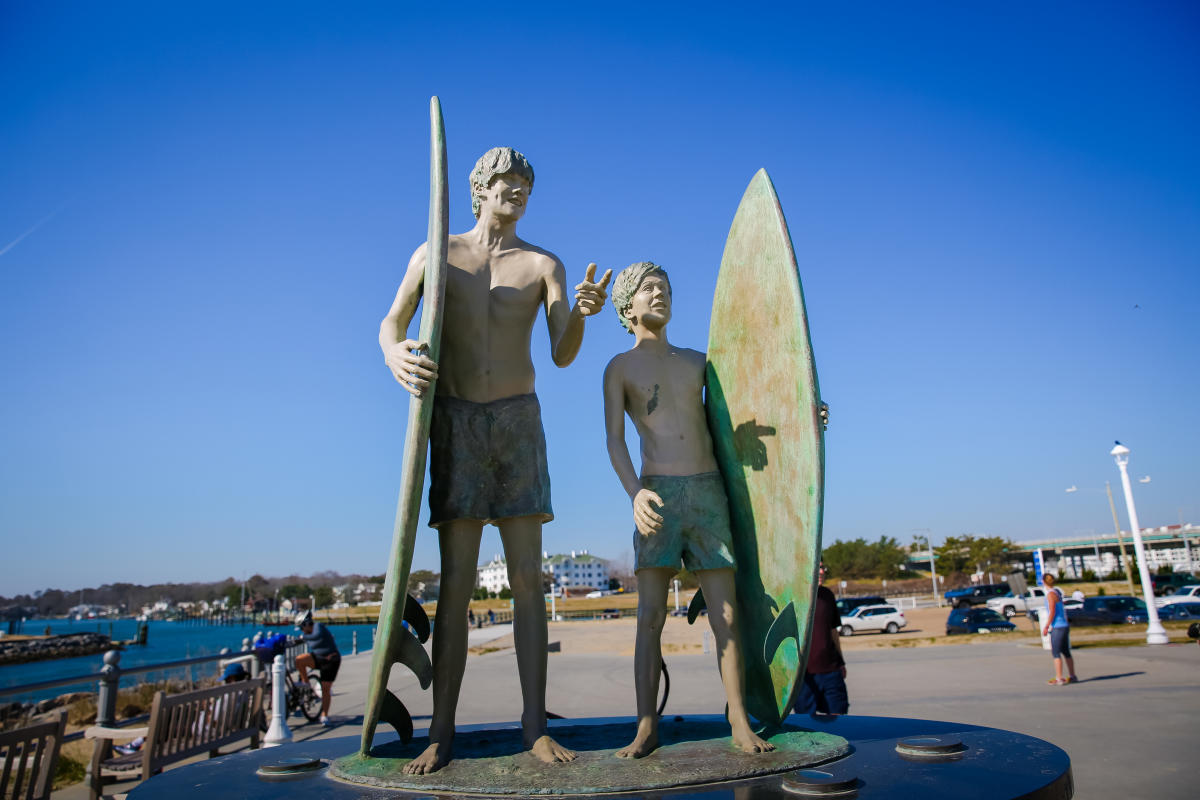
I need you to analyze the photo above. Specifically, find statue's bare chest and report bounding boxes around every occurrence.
[445,252,544,318]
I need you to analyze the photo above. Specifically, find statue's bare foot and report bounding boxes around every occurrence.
[731,727,775,754]
[615,730,658,758]
[403,740,452,774]
[530,734,576,763]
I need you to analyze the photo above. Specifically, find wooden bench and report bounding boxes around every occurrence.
[85,678,264,800]
[0,710,67,800]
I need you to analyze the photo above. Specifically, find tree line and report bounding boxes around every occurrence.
[1,569,442,616]
[822,534,1018,580]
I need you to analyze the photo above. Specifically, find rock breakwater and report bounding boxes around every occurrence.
[0,632,114,666]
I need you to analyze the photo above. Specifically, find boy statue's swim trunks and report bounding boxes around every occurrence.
[428,393,554,529]
[634,472,736,572]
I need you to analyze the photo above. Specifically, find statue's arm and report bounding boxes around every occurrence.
[604,358,664,534]
[547,261,611,367]
[379,245,438,396]
[603,359,642,500]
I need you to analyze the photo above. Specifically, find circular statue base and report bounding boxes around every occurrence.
[331,719,847,793]
[125,715,1074,799]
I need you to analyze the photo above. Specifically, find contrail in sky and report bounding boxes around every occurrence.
[0,202,68,258]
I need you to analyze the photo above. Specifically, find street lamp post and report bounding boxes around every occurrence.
[1110,443,1168,645]
[912,530,940,607]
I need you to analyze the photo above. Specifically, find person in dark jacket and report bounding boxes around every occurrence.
[795,561,848,714]
[295,610,341,725]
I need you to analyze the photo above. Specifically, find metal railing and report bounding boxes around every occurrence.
[0,635,307,743]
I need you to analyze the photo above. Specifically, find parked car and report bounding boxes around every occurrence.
[839,604,907,636]
[1061,596,1149,626]
[1155,585,1200,607]
[986,587,1048,618]
[1148,573,1198,597]
[836,595,886,616]
[1027,594,1083,623]
[946,607,1017,635]
[944,583,1010,608]
[1160,602,1200,621]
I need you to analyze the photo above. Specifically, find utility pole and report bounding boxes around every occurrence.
[913,529,940,607]
[1105,481,1137,597]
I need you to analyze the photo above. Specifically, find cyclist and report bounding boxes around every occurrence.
[294,610,340,726]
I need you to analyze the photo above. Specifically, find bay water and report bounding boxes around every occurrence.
[1,618,377,704]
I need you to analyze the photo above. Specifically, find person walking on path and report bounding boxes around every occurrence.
[1041,574,1078,686]
[295,610,342,724]
[795,561,848,714]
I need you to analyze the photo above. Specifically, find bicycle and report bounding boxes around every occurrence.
[254,636,322,730]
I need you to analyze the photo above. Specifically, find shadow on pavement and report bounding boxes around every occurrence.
[1072,671,1145,683]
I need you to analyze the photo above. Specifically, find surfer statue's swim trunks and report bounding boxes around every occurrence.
[428,393,554,528]
[634,472,736,572]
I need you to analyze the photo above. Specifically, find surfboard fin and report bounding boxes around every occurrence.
[404,593,430,643]
[764,600,799,665]
[380,689,414,744]
[687,588,706,624]
[397,627,433,689]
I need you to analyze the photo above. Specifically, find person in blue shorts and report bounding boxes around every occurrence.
[1041,574,1078,686]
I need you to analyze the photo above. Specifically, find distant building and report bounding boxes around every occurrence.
[544,550,609,592]
[478,554,510,594]
[476,549,611,594]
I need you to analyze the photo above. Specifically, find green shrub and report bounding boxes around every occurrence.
[52,753,87,789]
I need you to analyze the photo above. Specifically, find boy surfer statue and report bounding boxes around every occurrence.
[602,261,774,757]
[380,147,611,774]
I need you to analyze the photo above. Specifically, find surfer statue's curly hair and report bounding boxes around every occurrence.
[469,147,535,218]
[612,261,671,334]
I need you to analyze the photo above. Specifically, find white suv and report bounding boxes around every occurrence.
[1156,585,1200,608]
[839,604,907,636]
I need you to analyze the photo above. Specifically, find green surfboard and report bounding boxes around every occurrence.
[705,169,824,727]
[360,96,449,755]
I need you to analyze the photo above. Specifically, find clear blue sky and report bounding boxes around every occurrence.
[2,2,1197,596]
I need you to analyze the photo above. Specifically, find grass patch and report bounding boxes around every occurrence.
[888,637,935,648]
[1072,637,1192,649]
[52,752,87,790]
[469,645,506,656]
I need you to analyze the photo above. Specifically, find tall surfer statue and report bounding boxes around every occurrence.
[379,145,612,774]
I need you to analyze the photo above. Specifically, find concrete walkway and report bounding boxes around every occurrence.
[56,620,1198,799]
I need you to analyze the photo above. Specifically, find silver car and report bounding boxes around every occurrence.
[840,604,907,636]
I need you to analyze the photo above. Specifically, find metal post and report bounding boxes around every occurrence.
[1106,481,1137,597]
[263,654,293,746]
[352,631,358,655]
[672,579,681,612]
[1111,444,1169,645]
[243,637,259,678]
[96,650,121,728]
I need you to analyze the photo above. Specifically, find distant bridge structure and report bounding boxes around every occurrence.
[1007,524,1199,579]
[908,524,1199,581]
